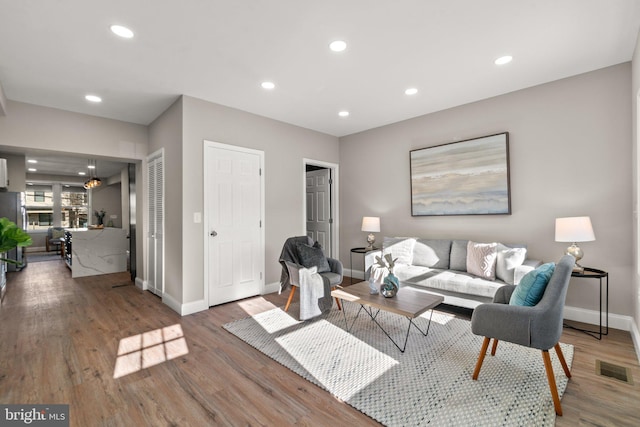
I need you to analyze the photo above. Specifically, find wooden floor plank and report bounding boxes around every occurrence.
[1,261,639,426]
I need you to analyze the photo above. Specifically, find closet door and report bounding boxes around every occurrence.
[147,151,164,297]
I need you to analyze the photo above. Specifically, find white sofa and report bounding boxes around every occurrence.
[364,237,542,309]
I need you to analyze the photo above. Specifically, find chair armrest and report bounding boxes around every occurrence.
[493,284,516,304]
[326,257,343,281]
[471,303,543,347]
[284,261,303,287]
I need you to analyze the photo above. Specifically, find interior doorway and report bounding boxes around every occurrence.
[303,159,339,258]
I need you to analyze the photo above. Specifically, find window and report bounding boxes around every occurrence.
[25,184,88,230]
[34,191,45,202]
[62,186,88,228]
[25,186,54,230]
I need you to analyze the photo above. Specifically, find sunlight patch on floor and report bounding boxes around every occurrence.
[113,324,189,379]
[275,319,399,400]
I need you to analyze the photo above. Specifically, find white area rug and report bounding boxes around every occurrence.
[223,304,573,426]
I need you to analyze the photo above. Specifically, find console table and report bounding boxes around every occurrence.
[564,267,608,340]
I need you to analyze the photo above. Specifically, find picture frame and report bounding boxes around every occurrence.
[410,132,511,216]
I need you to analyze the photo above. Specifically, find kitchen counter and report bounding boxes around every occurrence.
[65,228,128,278]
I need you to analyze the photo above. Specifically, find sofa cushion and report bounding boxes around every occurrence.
[509,262,555,306]
[449,240,469,271]
[296,242,330,273]
[412,239,451,269]
[382,237,416,265]
[466,241,498,280]
[394,265,505,298]
[495,243,527,285]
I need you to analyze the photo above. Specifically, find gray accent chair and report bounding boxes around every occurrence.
[470,254,575,416]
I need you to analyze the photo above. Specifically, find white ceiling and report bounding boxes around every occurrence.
[1,0,640,139]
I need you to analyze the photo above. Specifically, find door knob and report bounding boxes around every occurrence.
[210,231,218,236]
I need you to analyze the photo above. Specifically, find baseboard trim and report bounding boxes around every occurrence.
[630,321,640,364]
[263,281,280,295]
[180,299,208,316]
[161,292,208,316]
[563,305,632,332]
[135,277,147,291]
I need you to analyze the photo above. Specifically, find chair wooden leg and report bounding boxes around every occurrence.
[334,296,342,311]
[284,286,297,312]
[491,338,499,356]
[554,343,572,378]
[472,337,491,380]
[542,350,563,416]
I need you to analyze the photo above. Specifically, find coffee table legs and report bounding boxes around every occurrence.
[339,302,436,353]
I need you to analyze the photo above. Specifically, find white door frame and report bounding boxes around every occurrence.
[303,158,339,258]
[203,140,266,307]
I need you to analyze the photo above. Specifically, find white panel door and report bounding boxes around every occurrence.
[147,152,164,297]
[305,168,331,254]
[206,143,263,306]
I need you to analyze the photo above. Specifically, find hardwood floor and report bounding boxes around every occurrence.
[1,261,639,426]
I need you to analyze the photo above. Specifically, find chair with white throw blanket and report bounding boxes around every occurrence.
[278,236,343,319]
[471,254,575,416]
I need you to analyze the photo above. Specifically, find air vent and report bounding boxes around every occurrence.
[596,360,634,384]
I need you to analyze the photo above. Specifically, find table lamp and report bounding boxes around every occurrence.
[555,216,595,272]
[361,216,380,250]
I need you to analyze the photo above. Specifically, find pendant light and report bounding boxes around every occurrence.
[84,159,102,189]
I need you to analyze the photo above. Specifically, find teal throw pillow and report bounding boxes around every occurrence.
[509,262,555,306]
[296,242,331,273]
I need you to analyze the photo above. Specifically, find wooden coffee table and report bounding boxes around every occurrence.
[331,281,444,352]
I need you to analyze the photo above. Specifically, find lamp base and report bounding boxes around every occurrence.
[366,233,376,251]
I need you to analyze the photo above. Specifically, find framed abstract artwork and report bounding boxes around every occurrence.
[410,132,511,216]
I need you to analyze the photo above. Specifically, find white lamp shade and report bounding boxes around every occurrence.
[555,216,595,242]
[361,216,380,232]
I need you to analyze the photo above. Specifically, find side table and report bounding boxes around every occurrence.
[564,267,608,340]
[350,247,378,285]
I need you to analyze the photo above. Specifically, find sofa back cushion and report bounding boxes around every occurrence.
[449,240,469,271]
[382,237,416,265]
[495,243,527,285]
[412,239,452,269]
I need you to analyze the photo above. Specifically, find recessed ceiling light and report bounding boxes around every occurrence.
[27,182,33,186]
[88,164,96,169]
[405,88,418,95]
[85,94,102,103]
[110,24,134,39]
[261,81,275,90]
[494,55,513,65]
[338,111,350,117]
[28,168,37,172]
[78,172,86,176]
[27,159,37,164]
[329,40,347,52]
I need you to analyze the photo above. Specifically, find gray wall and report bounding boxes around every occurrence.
[632,33,640,340]
[148,97,183,304]
[181,95,340,304]
[340,63,633,318]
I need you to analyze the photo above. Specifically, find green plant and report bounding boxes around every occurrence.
[0,217,32,265]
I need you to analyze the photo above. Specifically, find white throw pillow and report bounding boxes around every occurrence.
[495,243,527,285]
[466,241,498,280]
[382,237,416,266]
